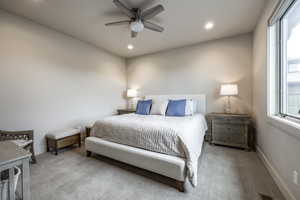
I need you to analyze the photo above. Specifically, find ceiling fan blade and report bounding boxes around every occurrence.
[141,5,164,20]
[131,31,138,38]
[144,21,164,32]
[113,0,135,18]
[138,0,157,10]
[105,20,131,26]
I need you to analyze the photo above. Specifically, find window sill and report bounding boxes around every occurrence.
[267,115,300,139]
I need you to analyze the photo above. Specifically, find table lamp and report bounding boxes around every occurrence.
[127,89,138,110]
[220,84,238,113]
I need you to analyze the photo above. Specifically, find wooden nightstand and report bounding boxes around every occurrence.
[86,125,92,138]
[206,113,253,151]
[117,109,136,115]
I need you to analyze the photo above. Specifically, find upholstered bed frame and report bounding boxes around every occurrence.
[85,94,206,192]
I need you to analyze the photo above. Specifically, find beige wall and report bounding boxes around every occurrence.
[2,4,299,199]
[253,0,300,199]
[127,33,253,114]
[0,10,127,154]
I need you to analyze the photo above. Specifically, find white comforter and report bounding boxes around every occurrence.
[91,113,208,186]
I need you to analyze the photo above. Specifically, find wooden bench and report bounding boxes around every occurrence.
[46,128,81,155]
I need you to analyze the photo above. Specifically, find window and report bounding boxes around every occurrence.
[288,60,300,73]
[269,0,300,121]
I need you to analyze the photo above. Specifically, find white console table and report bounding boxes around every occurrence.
[0,141,31,200]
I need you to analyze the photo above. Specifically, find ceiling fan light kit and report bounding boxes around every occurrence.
[131,20,144,32]
[105,0,165,38]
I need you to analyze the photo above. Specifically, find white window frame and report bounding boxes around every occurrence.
[267,0,300,136]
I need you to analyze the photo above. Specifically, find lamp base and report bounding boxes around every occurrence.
[224,107,231,114]
[224,96,232,114]
[128,98,137,110]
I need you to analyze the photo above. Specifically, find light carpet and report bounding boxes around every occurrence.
[30,144,284,200]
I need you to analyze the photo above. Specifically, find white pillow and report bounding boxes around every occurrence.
[185,99,194,115]
[150,99,168,115]
[192,99,199,114]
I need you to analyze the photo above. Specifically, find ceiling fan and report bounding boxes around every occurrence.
[105,0,165,38]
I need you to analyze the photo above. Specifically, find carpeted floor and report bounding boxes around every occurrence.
[30,144,284,200]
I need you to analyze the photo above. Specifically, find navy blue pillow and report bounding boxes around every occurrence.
[166,99,187,117]
[136,100,152,115]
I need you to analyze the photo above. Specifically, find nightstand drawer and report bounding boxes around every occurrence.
[214,118,247,124]
[213,123,244,134]
[212,130,245,145]
[206,113,252,151]
[212,123,246,145]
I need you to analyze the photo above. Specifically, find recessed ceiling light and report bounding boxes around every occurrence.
[205,22,214,30]
[128,44,134,50]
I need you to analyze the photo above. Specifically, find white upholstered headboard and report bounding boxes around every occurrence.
[144,94,207,114]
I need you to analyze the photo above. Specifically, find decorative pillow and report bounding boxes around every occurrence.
[136,100,152,115]
[185,99,194,115]
[150,99,168,115]
[166,99,187,117]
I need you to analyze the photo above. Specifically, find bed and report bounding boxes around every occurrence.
[85,95,207,192]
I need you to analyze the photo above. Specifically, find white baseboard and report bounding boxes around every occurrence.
[256,145,296,200]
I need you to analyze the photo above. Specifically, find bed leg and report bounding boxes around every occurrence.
[176,181,185,192]
[86,151,92,157]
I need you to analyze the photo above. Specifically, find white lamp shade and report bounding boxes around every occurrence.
[127,89,137,98]
[220,84,238,96]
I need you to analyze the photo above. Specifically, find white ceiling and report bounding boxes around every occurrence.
[0,0,266,58]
